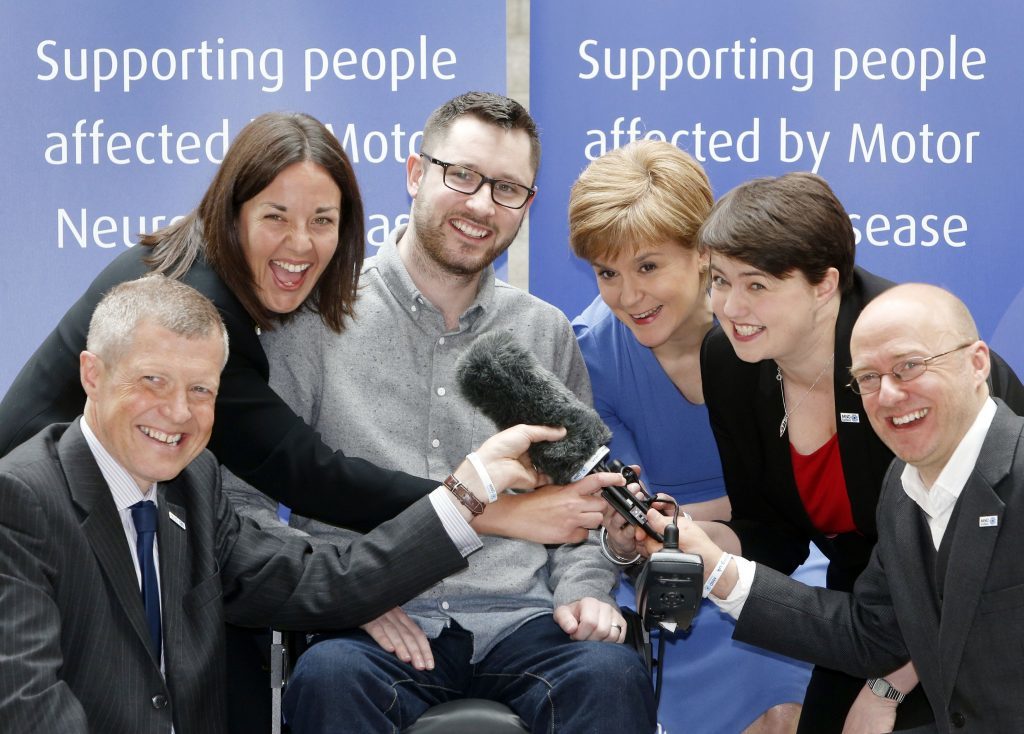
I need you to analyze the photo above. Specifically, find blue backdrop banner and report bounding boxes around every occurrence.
[0,1,506,394]
[530,1,1023,375]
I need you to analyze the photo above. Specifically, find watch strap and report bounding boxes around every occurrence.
[867,678,906,704]
[443,474,485,516]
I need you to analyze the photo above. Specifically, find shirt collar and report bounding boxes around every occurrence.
[377,224,496,323]
[901,397,997,518]
[81,416,158,511]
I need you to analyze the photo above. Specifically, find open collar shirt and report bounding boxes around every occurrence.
[242,226,615,661]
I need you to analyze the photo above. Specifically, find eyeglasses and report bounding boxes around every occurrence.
[419,153,536,209]
[846,343,973,395]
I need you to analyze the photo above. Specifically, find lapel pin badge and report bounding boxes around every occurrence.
[168,512,187,530]
[978,515,998,528]
[840,412,860,423]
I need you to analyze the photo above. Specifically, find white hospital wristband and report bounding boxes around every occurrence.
[702,553,733,599]
[466,452,498,503]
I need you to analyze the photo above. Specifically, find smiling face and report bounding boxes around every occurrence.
[237,160,341,314]
[82,321,224,491]
[592,240,709,350]
[850,290,990,486]
[709,253,838,365]
[406,116,535,276]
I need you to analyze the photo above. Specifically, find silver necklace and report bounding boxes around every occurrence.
[777,355,834,437]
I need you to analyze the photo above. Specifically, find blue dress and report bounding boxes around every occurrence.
[573,296,820,734]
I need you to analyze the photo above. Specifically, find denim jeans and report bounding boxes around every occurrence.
[283,615,656,733]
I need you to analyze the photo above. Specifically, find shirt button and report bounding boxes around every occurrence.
[151,694,168,709]
[410,304,418,313]
[431,439,440,448]
[437,387,446,396]
[441,601,450,610]
[438,337,446,345]
[950,712,966,728]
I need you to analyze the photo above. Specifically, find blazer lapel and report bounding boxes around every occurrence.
[886,487,943,691]
[157,481,190,667]
[59,421,155,661]
[935,410,1016,702]
[834,274,887,536]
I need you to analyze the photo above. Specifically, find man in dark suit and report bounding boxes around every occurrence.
[0,274,577,733]
[641,283,1024,733]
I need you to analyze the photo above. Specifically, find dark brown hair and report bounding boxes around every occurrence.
[141,111,364,333]
[697,172,855,293]
[421,91,541,178]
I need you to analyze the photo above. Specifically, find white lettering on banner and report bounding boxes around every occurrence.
[44,118,230,165]
[584,116,759,163]
[848,213,968,248]
[833,35,986,92]
[367,213,410,249]
[36,38,284,93]
[304,35,456,92]
[849,123,978,164]
[330,123,422,164]
[57,209,184,249]
[56,210,405,251]
[578,38,814,93]
[779,117,830,173]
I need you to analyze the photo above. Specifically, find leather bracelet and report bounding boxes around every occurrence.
[599,526,643,566]
[443,474,485,517]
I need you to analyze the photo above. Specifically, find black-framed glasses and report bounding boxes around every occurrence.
[846,343,974,395]
[420,153,536,209]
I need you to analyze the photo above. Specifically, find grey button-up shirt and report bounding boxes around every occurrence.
[225,227,617,661]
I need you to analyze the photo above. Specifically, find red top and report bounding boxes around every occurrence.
[790,433,856,535]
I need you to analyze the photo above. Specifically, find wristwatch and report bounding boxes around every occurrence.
[866,678,906,704]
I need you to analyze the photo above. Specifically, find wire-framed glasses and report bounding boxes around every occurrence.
[847,343,973,395]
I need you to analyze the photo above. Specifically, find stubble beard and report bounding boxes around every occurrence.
[411,197,520,277]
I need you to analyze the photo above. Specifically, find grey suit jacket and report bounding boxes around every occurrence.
[0,420,467,733]
[734,401,1024,733]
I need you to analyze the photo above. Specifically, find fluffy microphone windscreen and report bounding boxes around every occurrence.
[456,331,612,484]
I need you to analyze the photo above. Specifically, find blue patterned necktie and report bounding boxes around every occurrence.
[130,500,162,661]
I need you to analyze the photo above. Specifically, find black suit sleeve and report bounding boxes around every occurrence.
[0,473,89,732]
[734,555,909,678]
[195,454,468,630]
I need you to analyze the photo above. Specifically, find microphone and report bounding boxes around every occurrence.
[456,331,663,541]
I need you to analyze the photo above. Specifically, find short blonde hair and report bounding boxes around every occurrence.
[568,140,713,264]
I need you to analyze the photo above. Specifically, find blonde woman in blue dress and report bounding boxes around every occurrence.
[569,140,823,733]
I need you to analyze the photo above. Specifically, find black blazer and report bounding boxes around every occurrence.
[0,246,437,531]
[701,267,1024,591]
[735,402,1024,733]
[0,420,467,733]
